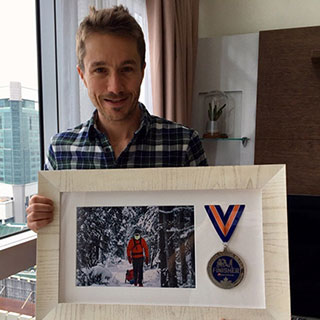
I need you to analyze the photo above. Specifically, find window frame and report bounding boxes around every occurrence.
[0,230,37,279]
[0,0,58,279]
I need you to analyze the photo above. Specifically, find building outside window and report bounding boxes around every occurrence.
[0,0,39,233]
[0,268,36,318]
[0,0,39,318]
[0,83,40,226]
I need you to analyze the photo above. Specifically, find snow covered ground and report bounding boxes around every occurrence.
[78,258,160,287]
[110,259,160,287]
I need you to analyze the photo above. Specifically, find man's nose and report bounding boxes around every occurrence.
[107,72,124,94]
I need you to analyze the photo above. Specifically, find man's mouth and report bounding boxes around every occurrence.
[103,97,128,107]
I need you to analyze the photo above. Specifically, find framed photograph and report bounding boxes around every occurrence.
[74,204,196,289]
[36,165,290,320]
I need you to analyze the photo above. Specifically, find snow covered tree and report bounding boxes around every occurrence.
[159,208,168,287]
[158,206,195,288]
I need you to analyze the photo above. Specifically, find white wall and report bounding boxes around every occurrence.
[199,0,320,38]
[195,0,320,166]
[192,34,259,166]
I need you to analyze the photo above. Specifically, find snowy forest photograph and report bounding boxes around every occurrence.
[76,205,196,289]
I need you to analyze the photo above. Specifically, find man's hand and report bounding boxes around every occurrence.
[26,195,54,232]
[145,257,149,265]
[128,256,132,264]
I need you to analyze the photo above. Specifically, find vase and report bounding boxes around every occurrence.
[207,120,218,135]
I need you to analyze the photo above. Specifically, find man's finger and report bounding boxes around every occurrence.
[29,195,54,205]
[26,203,54,215]
[28,218,53,233]
[27,210,54,222]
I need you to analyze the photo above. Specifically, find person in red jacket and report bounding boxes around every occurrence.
[127,229,149,287]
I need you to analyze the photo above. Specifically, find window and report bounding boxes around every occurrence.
[0,0,40,238]
[0,1,39,316]
[1,1,151,317]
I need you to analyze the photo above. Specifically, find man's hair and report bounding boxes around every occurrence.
[76,5,146,71]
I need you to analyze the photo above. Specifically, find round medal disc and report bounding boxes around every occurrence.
[207,248,245,289]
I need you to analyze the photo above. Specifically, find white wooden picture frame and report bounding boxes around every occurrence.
[36,165,290,320]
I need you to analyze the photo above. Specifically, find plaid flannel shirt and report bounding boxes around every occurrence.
[45,103,208,170]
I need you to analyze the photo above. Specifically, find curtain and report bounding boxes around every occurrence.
[55,0,81,132]
[146,0,199,127]
[55,0,152,131]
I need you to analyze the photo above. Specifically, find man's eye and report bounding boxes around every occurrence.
[121,66,134,73]
[95,68,106,73]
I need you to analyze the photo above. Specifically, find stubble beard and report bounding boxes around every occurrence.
[94,90,140,124]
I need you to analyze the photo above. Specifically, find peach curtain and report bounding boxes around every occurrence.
[146,0,199,127]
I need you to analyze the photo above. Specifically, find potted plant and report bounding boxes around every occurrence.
[204,90,228,138]
[207,101,226,134]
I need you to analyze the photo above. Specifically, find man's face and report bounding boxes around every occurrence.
[134,233,141,240]
[77,33,145,124]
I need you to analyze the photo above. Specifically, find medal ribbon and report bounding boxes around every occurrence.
[204,204,245,242]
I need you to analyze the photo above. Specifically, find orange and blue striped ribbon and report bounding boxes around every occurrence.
[204,205,245,242]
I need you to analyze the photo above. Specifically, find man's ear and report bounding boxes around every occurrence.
[77,65,87,88]
[140,62,146,83]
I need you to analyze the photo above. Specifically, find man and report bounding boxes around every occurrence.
[127,229,149,287]
[26,5,207,232]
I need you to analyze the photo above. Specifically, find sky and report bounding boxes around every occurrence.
[0,0,38,91]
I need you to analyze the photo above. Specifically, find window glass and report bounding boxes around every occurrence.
[0,0,40,238]
[0,267,36,317]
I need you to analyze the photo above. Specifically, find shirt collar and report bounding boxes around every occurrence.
[87,112,99,141]
[135,102,151,137]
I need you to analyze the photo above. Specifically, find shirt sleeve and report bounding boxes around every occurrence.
[185,130,208,166]
[44,144,57,170]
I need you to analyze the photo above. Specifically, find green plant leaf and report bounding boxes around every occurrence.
[213,104,226,121]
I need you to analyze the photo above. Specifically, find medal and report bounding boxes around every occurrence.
[207,245,245,289]
[204,204,245,289]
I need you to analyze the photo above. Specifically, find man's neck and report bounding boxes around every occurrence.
[97,107,142,158]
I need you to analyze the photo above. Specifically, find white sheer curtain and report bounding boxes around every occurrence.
[55,0,152,132]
